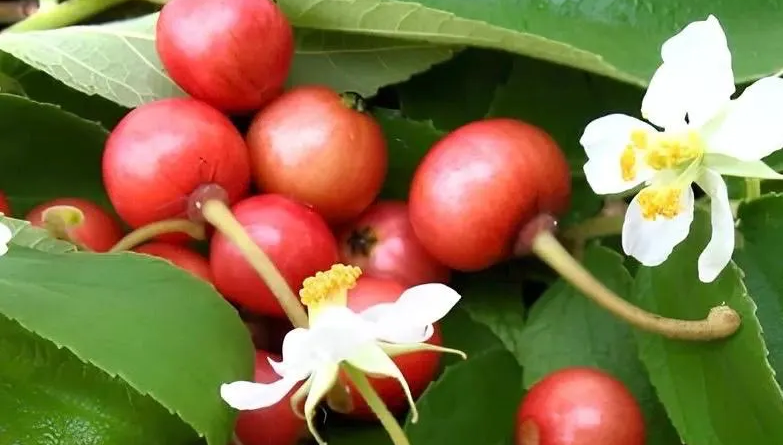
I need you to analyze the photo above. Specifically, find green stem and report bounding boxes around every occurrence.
[561,215,625,241]
[5,0,130,32]
[343,365,410,445]
[745,178,761,201]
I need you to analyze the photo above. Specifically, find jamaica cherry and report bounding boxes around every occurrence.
[338,201,450,287]
[133,242,213,283]
[408,118,570,271]
[26,198,123,252]
[516,367,645,445]
[234,350,306,445]
[156,0,294,113]
[0,192,10,216]
[339,276,442,419]
[210,194,339,318]
[103,98,250,238]
[246,86,388,223]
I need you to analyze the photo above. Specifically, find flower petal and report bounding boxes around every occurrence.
[379,341,467,360]
[622,186,695,266]
[579,114,656,195]
[703,77,783,161]
[642,15,734,128]
[359,283,460,344]
[346,342,419,423]
[0,223,11,256]
[703,153,783,179]
[695,170,735,282]
[303,364,339,445]
[220,377,301,410]
[308,306,377,362]
[267,327,315,379]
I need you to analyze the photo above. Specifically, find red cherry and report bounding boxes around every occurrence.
[234,350,306,445]
[338,201,450,287]
[102,98,250,240]
[340,276,442,419]
[246,86,388,223]
[408,118,570,271]
[26,198,123,252]
[156,0,294,114]
[0,192,10,216]
[516,367,645,445]
[210,194,339,317]
[133,242,213,283]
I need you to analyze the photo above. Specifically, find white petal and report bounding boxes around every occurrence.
[642,15,734,128]
[308,306,377,362]
[220,377,301,410]
[0,223,11,256]
[303,364,339,445]
[703,77,783,161]
[695,170,735,282]
[267,328,314,380]
[579,114,656,194]
[703,153,783,179]
[622,186,695,266]
[359,283,460,344]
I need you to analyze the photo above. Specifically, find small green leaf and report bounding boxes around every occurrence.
[403,349,523,445]
[3,217,75,254]
[438,305,505,368]
[0,94,109,217]
[632,209,783,445]
[373,108,444,200]
[519,245,678,445]
[0,218,255,445]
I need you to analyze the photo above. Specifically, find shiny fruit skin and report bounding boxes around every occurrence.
[246,86,388,223]
[133,242,213,283]
[409,118,571,271]
[103,98,250,235]
[210,194,339,317]
[340,276,442,419]
[156,0,294,114]
[234,350,305,445]
[0,192,10,216]
[26,198,123,252]
[516,367,645,445]
[338,201,450,287]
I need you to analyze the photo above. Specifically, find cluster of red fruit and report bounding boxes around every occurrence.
[0,0,647,443]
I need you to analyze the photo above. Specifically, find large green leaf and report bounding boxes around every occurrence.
[0,216,255,445]
[279,0,782,85]
[735,194,783,386]
[0,13,454,108]
[632,210,783,445]
[403,349,523,445]
[519,245,678,445]
[0,94,109,217]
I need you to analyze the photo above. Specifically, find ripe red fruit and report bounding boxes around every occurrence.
[0,192,10,216]
[26,198,123,252]
[234,350,305,445]
[338,201,450,287]
[516,367,645,445]
[133,242,213,283]
[339,276,442,419]
[246,86,388,223]
[103,98,250,237]
[210,194,340,317]
[156,0,294,114]
[409,118,571,271]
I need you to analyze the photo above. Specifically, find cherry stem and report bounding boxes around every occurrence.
[561,215,624,242]
[41,207,92,252]
[745,178,761,200]
[200,199,309,329]
[4,0,130,32]
[342,364,410,445]
[109,219,206,252]
[531,229,741,341]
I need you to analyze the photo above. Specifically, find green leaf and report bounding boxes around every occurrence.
[403,349,523,445]
[735,194,783,386]
[519,245,678,445]
[632,209,783,445]
[3,217,75,254]
[0,219,255,445]
[278,0,783,85]
[0,94,109,217]
[373,108,443,200]
[438,305,505,369]
[0,13,454,108]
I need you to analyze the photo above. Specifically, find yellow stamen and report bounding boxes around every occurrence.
[637,186,683,220]
[619,129,649,181]
[299,264,362,316]
[645,130,704,171]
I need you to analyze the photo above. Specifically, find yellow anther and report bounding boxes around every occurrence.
[637,187,683,220]
[620,146,637,181]
[629,129,649,150]
[299,264,362,308]
[644,130,704,171]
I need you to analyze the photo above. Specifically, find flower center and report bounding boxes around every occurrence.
[636,186,683,220]
[299,264,362,321]
[620,129,705,181]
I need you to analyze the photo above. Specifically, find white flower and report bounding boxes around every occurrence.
[220,264,463,444]
[580,15,783,283]
[0,222,11,256]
